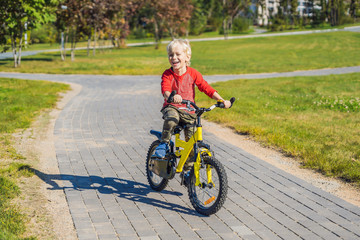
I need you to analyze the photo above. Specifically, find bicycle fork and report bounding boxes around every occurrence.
[194,147,215,188]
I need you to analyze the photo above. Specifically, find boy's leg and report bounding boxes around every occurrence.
[161,107,180,143]
[153,106,179,158]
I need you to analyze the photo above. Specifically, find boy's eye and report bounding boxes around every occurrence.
[169,52,182,57]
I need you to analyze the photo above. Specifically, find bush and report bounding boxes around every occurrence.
[232,17,251,33]
[189,12,207,35]
[130,27,148,39]
[30,24,57,44]
[206,17,222,32]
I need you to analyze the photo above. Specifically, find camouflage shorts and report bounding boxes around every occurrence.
[160,105,196,143]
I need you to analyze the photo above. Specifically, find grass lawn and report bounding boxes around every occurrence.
[0,31,359,75]
[0,78,69,239]
[196,72,360,184]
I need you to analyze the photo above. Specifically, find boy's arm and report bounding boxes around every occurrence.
[192,69,231,109]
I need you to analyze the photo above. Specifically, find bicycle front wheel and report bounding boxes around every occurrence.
[187,155,228,216]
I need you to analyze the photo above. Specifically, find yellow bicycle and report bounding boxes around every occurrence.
[146,91,235,215]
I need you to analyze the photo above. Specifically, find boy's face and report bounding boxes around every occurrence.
[168,45,190,74]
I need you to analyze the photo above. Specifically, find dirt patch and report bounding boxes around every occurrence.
[203,120,360,208]
[13,82,81,240]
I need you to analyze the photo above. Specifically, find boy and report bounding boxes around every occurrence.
[153,39,231,159]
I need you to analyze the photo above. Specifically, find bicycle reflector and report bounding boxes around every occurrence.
[204,196,216,205]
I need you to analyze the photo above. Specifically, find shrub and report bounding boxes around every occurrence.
[30,24,57,44]
[232,17,251,33]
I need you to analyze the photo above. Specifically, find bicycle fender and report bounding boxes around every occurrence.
[150,130,162,140]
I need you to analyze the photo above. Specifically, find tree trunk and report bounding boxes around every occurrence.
[64,29,69,60]
[60,29,69,61]
[154,19,160,49]
[11,35,18,68]
[330,0,336,26]
[223,18,228,40]
[71,28,77,62]
[93,26,97,56]
[87,33,91,57]
[17,30,23,67]
[60,31,65,61]
[169,27,175,40]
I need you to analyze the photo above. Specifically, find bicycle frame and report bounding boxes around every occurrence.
[174,126,213,187]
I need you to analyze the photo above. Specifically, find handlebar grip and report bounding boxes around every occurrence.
[217,97,236,108]
[217,101,225,108]
[167,90,177,103]
[229,97,235,108]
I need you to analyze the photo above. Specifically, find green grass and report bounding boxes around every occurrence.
[196,72,360,184]
[1,31,359,75]
[0,78,69,133]
[0,78,69,239]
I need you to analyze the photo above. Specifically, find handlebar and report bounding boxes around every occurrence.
[167,90,235,114]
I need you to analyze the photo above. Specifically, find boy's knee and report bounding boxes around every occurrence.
[164,117,179,128]
[162,107,180,127]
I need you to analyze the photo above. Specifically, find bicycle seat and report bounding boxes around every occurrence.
[173,124,185,134]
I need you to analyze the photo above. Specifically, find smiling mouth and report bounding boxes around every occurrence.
[172,61,180,67]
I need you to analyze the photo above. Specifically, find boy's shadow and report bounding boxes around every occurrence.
[32,168,200,216]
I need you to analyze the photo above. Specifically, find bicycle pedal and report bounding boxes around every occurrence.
[180,172,190,187]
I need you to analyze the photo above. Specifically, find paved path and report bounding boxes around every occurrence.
[1,71,360,240]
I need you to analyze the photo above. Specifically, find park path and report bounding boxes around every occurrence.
[1,69,360,240]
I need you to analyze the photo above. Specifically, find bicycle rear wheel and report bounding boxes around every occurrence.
[187,154,228,216]
[146,140,169,191]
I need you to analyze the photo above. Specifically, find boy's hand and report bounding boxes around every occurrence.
[224,100,231,109]
[173,94,183,104]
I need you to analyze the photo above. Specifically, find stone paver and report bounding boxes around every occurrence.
[1,71,360,239]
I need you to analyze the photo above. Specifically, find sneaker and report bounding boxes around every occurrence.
[152,142,169,158]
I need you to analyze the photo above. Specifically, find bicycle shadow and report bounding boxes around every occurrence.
[32,168,200,216]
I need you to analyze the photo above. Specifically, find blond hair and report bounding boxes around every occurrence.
[167,39,191,66]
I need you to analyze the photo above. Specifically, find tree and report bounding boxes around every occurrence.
[55,0,86,61]
[221,0,250,38]
[329,0,345,26]
[349,0,360,20]
[0,0,57,67]
[189,0,208,35]
[111,0,145,48]
[145,0,194,49]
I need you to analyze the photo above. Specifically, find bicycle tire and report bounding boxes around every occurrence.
[146,140,169,191]
[187,153,228,216]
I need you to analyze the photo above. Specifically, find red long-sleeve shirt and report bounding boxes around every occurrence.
[161,67,216,112]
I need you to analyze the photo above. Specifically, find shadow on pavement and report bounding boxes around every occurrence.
[32,168,200,216]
